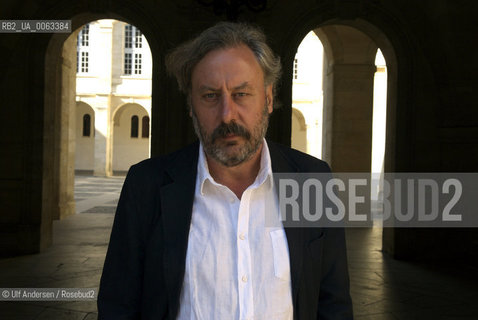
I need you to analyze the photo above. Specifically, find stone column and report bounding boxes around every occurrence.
[56,30,77,218]
[318,25,378,173]
[93,104,113,176]
[93,21,114,176]
[327,63,376,172]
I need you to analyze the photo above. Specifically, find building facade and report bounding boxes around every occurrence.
[75,20,152,176]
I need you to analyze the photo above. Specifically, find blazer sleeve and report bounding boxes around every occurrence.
[97,166,147,320]
[316,161,353,319]
[316,227,354,319]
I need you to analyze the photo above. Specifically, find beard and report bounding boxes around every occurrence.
[191,104,269,167]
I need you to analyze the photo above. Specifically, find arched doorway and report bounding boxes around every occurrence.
[291,108,307,153]
[315,23,396,173]
[41,11,161,251]
[291,31,324,159]
[291,28,390,207]
[112,103,150,174]
[75,101,95,173]
[280,15,401,255]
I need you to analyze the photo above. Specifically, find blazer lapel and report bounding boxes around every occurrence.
[268,141,305,309]
[160,142,199,318]
[158,140,310,316]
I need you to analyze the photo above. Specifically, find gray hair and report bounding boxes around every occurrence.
[165,21,282,107]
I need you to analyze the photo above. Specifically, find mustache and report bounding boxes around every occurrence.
[211,121,251,142]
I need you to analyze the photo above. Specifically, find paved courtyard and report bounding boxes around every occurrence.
[0,175,477,319]
[0,175,124,320]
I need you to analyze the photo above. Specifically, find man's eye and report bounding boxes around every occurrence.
[235,92,248,97]
[204,93,217,99]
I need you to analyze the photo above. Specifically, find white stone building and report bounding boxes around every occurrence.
[75,19,152,176]
[291,31,325,159]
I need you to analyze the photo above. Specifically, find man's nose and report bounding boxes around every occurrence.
[220,94,237,123]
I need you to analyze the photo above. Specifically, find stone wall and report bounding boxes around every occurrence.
[0,0,477,264]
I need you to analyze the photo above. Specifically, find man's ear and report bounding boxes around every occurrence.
[266,84,273,113]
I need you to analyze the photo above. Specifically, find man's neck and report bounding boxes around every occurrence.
[206,144,263,199]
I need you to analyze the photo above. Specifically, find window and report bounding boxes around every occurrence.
[82,114,91,137]
[80,52,89,73]
[142,116,150,138]
[125,25,132,48]
[134,54,142,75]
[124,53,132,75]
[293,58,298,80]
[124,24,144,75]
[77,24,90,73]
[131,115,139,138]
[135,28,142,48]
[78,24,89,46]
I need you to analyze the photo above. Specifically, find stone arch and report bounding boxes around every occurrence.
[112,102,151,126]
[37,2,166,252]
[292,108,307,131]
[272,6,417,259]
[289,24,395,166]
[75,102,95,172]
[285,21,397,172]
[112,103,150,173]
[291,108,307,153]
[273,4,415,176]
[316,24,378,172]
[314,21,398,173]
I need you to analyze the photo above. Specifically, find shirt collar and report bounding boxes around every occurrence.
[197,139,273,196]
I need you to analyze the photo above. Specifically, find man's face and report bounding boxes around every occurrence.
[190,45,273,167]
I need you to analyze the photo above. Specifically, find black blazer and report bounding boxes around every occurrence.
[98,141,353,320]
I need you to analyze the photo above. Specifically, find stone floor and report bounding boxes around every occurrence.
[0,175,477,319]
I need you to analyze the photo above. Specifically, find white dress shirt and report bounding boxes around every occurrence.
[177,140,293,320]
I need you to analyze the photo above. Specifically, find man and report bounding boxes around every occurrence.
[98,22,353,319]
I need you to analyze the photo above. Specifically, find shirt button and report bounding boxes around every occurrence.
[242,275,248,282]
[229,197,235,203]
[239,233,245,240]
